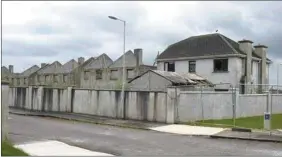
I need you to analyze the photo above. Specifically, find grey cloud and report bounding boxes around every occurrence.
[3,1,282,78]
[2,40,59,57]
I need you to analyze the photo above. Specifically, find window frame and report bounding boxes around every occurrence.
[189,60,196,73]
[84,70,90,80]
[96,69,102,80]
[127,69,134,79]
[63,74,67,83]
[53,74,58,83]
[213,58,228,72]
[164,61,175,72]
[110,70,118,80]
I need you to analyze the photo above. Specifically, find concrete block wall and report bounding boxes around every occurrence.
[176,90,282,122]
[9,86,282,123]
[9,86,169,123]
[72,89,168,122]
[2,82,10,141]
[270,94,282,114]
[9,86,71,112]
[177,91,234,122]
[237,94,267,117]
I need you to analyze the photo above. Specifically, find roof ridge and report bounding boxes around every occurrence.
[217,34,239,54]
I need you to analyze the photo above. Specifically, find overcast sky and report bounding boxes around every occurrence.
[2,1,282,84]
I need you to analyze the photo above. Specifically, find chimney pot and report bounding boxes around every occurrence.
[8,65,14,73]
[134,48,143,65]
[41,63,47,68]
[78,57,85,65]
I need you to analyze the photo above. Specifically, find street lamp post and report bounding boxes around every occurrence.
[108,16,126,114]
[277,63,282,94]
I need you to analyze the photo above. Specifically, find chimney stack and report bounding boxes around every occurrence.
[238,39,253,94]
[78,57,85,65]
[41,63,47,68]
[134,48,143,66]
[8,65,14,73]
[254,44,268,86]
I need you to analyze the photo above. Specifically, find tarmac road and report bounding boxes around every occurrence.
[8,114,282,156]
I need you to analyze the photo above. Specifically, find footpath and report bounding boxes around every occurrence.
[9,108,282,143]
[15,140,113,156]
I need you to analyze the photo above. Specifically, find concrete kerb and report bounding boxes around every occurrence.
[231,127,252,132]
[9,111,152,131]
[210,134,282,143]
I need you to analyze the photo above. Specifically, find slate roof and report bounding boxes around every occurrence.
[20,65,40,76]
[158,33,271,62]
[129,70,213,85]
[57,59,78,73]
[1,66,10,75]
[84,54,113,70]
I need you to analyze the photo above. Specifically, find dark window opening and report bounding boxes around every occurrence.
[53,75,58,83]
[110,70,118,80]
[96,70,102,80]
[189,61,196,73]
[164,62,175,72]
[127,69,134,79]
[84,71,90,80]
[214,59,228,72]
[63,75,67,83]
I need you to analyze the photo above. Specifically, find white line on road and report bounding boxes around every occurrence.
[15,140,114,156]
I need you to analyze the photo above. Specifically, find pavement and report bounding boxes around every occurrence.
[9,108,282,143]
[211,129,282,143]
[150,124,227,136]
[8,114,282,155]
[15,140,113,156]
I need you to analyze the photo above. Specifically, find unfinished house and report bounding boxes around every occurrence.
[1,65,14,83]
[28,59,79,87]
[128,70,213,91]
[55,59,79,87]
[108,49,157,89]
[78,54,113,88]
[11,65,40,87]
[29,61,62,86]
[156,33,272,93]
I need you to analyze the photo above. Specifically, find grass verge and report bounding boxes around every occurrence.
[187,114,282,130]
[1,141,29,156]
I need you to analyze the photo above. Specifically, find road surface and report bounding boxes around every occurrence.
[8,114,282,156]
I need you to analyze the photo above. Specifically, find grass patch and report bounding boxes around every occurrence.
[1,141,29,156]
[188,114,282,130]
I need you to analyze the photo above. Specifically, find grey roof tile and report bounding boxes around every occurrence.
[157,33,271,62]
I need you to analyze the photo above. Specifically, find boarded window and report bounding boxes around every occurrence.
[17,78,20,85]
[96,70,102,80]
[84,71,90,80]
[164,62,175,72]
[127,69,134,79]
[214,59,228,72]
[37,75,40,82]
[24,78,27,84]
[63,74,67,82]
[44,75,48,81]
[189,61,196,73]
[11,78,14,84]
[53,74,58,82]
[110,70,118,80]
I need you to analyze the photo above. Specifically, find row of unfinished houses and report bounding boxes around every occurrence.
[2,49,158,89]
